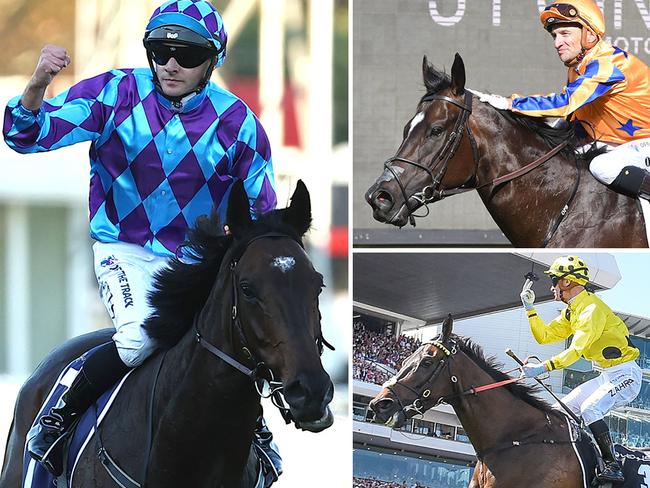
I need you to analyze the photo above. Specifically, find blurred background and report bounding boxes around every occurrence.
[353,0,650,247]
[0,1,349,485]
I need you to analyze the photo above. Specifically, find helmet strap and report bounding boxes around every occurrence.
[562,27,598,67]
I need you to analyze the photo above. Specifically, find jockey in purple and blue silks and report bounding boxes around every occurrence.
[3,1,281,484]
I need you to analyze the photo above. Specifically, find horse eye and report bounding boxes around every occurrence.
[422,358,434,367]
[240,282,255,298]
[429,126,444,137]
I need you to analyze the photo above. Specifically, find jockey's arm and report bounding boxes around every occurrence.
[4,71,117,154]
[527,308,572,345]
[214,109,277,221]
[510,59,625,118]
[545,303,607,371]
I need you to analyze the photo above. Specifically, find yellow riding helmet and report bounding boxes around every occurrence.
[544,255,590,286]
[540,1,605,37]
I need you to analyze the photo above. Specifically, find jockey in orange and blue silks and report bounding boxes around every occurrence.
[477,1,650,202]
[520,255,641,484]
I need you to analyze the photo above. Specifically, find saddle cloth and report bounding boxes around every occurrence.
[22,348,132,488]
[613,444,650,488]
[570,421,650,488]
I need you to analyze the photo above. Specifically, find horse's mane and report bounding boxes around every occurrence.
[451,334,558,415]
[421,65,607,162]
[143,208,306,348]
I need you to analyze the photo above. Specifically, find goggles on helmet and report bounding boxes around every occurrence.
[148,43,215,69]
[543,3,596,33]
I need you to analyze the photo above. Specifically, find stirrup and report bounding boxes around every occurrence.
[596,461,625,484]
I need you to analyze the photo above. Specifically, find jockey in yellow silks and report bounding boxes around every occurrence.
[519,255,641,484]
[478,1,650,202]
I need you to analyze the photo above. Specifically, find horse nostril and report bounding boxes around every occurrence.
[371,397,395,414]
[372,190,394,212]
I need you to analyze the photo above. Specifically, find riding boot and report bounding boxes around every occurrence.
[27,342,131,477]
[589,420,625,484]
[608,165,650,200]
[253,413,283,488]
[640,170,650,200]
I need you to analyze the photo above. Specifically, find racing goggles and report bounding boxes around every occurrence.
[149,44,214,69]
[550,275,560,287]
[543,3,594,32]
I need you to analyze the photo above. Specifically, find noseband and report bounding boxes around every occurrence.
[383,90,479,226]
[385,339,459,416]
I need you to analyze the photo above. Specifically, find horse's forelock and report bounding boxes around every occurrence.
[423,64,452,97]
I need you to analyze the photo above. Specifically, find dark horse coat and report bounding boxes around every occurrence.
[1,180,334,488]
[366,54,648,247]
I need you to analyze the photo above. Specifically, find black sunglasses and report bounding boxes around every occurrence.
[550,275,560,286]
[149,44,214,69]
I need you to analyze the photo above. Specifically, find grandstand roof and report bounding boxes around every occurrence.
[354,253,615,330]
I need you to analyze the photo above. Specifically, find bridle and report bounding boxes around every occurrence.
[382,91,573,244]
[383,90,479,226]
[193,231,334,423]
[385,338,521,417]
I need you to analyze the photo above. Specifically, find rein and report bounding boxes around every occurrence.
[387,339,525,417]
[384,92,575,244]
[387,339,579,461]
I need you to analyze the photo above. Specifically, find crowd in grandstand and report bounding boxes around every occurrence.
[353,320,422,385]
[353,478,427,488]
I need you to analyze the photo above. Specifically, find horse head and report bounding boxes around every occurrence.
[223,180,334,432]
[370,315,459,427]
[365,54,479,227]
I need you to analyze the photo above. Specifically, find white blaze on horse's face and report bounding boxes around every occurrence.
[271,256,296,273]
[408,112,425,138]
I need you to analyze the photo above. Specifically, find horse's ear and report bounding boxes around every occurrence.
[226,179,253,236]
[422,55,436,93]
[285,180,312,236]
[441,314,453,342]
[450,53,465,96]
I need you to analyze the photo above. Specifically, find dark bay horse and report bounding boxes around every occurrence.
[1,180,334,487]
[365,53,648,247]
[369,316,593,488]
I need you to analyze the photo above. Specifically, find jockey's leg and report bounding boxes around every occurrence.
[581,361,642,484]
[588,419,625,483]
[93,241,169,368]
[589,138,650,199]
[26,242,169,476]
[26,341,130,476]
[253,407,283,487]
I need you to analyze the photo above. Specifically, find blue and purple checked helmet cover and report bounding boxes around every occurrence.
[147,0,228,67]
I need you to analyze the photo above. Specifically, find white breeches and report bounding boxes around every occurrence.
[558,360,642,425]
[588,138,650,185]
[93,241,171,367]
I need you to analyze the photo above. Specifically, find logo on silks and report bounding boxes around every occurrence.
[100,255,117,268]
